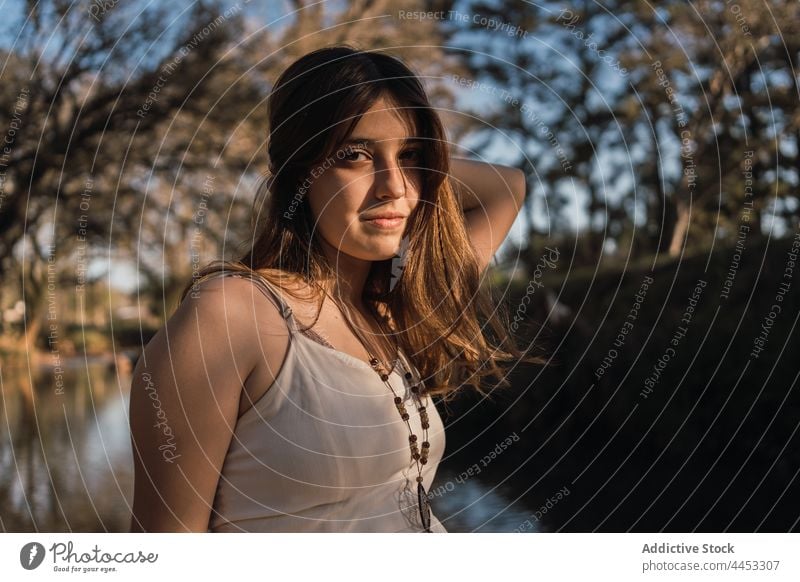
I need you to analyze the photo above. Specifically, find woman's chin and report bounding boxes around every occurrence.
[349,239,405,261]
[330,242,402,263]
[362,251,401,262]
[361,248,404,262]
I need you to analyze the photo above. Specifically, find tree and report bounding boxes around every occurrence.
[436,0,800,267]
[0,0,269,345]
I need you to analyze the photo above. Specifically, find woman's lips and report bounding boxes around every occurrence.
[363,217,405,229]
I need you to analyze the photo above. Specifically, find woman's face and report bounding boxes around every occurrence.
[306,95,424,263]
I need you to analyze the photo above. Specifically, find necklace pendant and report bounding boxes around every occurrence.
[417,481,432,532]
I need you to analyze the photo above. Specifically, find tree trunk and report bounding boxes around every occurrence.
[22,314,43,351]
[668,197,691,257]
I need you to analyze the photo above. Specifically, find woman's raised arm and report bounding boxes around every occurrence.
[128,275,260,532]
[449,156,527,273]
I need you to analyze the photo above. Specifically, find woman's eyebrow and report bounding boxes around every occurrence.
[342,137,425,146]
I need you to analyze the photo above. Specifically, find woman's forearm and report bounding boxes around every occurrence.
[449,157,526,212]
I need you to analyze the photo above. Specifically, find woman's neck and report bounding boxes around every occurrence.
[318,238,372,310]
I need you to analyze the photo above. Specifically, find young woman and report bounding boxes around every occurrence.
[128,45,543,533]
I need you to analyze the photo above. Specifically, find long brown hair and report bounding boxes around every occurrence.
[181,44,545,402]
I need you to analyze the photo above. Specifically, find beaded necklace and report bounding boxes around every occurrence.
[327,291,434,533]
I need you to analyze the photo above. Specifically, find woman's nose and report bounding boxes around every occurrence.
[375,157,408,199]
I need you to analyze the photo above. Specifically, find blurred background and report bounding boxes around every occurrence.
[1,0,799,532]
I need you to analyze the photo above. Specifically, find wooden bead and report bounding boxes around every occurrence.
[421,422,429,429]
[416,476,424,483]
[405,372,413,380]
[380,374,389,381]
[401,413,409,421]
[394,396,402,405]
[422,441,430,448]
[411,385,419,393]
[409,435,417,442]
[420,458,427,465]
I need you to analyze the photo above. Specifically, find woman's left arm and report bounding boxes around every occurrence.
[449,156,527,273]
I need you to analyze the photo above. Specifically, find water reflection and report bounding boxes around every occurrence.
[0,357,133,532]
[429,466,541,532]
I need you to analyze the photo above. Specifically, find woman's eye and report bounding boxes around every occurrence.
[401,149,422,162]
[341,148,421,164]
[342,148,369,162]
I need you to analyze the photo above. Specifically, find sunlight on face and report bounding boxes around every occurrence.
[306,94,424,263]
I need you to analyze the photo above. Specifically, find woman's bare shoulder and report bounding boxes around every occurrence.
[180,271,294,328]
[251,268,324,315]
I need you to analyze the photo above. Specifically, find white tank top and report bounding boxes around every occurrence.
[206,271,448,532]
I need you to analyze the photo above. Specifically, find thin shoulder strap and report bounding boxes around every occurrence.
[200,270,299,332]
[243,271,337,350]
[243,272,301,333]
